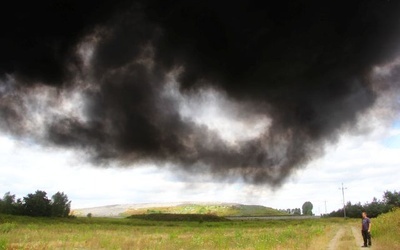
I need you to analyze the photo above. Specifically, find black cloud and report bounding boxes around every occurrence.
[1,1,400,185]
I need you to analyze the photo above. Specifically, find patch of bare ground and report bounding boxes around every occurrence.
[351,226,380,249]
[328,226,346,250]
[305,224,339,250]
[327,225,370,250]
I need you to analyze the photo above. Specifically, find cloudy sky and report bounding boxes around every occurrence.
[1,1,400,215]
[1,93,399,214]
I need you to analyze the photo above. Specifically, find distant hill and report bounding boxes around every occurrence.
[71,202,288,218]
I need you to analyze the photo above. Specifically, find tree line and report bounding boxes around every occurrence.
[283,208,302,215]
[279,201,314,216]
[327,190,400,218]
[0,190,71,217]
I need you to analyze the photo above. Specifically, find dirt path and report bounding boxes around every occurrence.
[351,226,365,248]
[327,227,345,250]
[327,225,373,249]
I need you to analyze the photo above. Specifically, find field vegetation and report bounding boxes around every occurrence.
[1,214,349,250]
[372,207,400,249]
[1,190,399,249]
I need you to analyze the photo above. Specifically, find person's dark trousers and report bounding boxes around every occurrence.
[361,230,372,246]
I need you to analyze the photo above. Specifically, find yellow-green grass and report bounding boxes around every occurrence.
[372,207,400,249]
[0,214,352,250]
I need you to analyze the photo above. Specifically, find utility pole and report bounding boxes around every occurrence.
[324,200,327,214]
[339,183,347,218]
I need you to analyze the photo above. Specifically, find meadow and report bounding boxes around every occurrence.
[372,207,400,249]
[0,209,399,249]
[0,214,339,250]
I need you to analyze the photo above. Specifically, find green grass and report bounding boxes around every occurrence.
[0,214,352,249]
[372,207,400,249]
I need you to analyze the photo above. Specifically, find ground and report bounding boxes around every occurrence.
[328,224,374,250]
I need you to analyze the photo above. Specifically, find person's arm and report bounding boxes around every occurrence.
[368,220,372,232]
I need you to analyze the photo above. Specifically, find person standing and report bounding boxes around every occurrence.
[361,211,372,247]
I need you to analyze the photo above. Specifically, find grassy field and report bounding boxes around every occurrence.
[1,210,399,250]
[0,214,351,250]
[372,207,400,249]
[2,208,399,249]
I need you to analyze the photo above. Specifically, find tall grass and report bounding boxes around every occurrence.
[372,207,400,249]
[0,214,352,249]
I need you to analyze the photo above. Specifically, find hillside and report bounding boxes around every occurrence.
[71,202,288,218]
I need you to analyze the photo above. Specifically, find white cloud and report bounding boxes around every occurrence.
[163,77,271,145]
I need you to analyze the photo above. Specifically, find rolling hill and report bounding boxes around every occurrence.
[71,202,288,218]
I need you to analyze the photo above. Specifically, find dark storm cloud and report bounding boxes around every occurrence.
[1,1,400,185]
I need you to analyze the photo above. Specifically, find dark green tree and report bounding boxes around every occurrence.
[364,197,391,217]
[383,190,400,208]
[23,190,51,217]
[345,201,363,218]
[302,201,313,215]
[0,192,20,215]
[51,192,71,217]
[292,208,301,215]
[328,194,393,218]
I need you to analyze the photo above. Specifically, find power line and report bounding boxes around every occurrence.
[339,183,347,218]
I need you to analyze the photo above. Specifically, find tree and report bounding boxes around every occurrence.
[51,192,71,217]
[291,208,301,215]
[383,190,400,208]
[23,190,51,217]
[0,192,23,215]
[302,201,313,215]
[0,192,16,214]
[328,192,394,218]
[345,201,363,218]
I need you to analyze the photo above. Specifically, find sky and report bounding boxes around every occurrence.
[1,1,400,215]
[0,96,399,215]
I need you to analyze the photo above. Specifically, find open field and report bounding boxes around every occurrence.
[0,214,345,249]
[0,209,399,249]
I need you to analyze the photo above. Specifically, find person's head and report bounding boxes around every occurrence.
[362,212,367,218]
